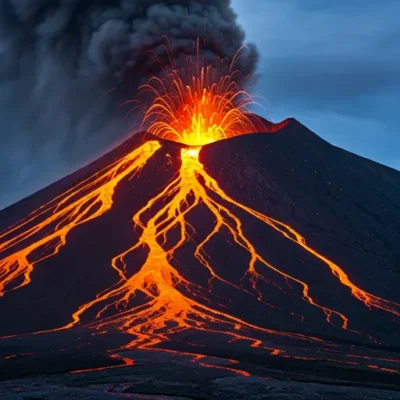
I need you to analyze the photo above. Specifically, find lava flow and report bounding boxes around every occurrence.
[61,141,400,351]
[0,140,161,296]
[62,145,326,349]
[55,56,399,351]
[1,49,399,376]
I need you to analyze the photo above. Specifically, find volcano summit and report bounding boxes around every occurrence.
[0,118,399,399]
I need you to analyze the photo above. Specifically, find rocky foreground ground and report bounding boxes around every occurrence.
[1,350,400,400]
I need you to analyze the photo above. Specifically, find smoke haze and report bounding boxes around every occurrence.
[0,0,257,208]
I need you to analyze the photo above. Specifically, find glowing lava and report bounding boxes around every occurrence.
[0,50,399,378]
[61,146,324,351]
[59,145,399,351]
[0,140,161,296]
[139,47,262,146]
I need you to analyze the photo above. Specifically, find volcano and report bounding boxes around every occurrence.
[0,118,399,399]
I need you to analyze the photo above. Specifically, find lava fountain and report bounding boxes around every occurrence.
[139,45,263,146]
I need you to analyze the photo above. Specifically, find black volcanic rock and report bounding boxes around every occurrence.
[0,119,399,394]
[204,120,400,298]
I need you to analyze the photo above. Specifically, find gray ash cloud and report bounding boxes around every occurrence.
[0,0,257,208]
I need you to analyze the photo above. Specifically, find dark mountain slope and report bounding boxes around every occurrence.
[0,119,399,389]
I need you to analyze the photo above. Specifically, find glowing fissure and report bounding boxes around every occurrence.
[0,140,161,296]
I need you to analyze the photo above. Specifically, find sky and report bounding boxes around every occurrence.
[232,0,400,170]
[0,0,399,209]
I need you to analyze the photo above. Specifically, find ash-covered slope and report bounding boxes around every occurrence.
[204,119,400,301]
[0,119,400,385]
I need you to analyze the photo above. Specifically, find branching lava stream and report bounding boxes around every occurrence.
[0,140,161,296]
[60,145,399,345]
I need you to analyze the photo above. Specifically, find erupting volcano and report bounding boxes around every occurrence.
[1,49,400,397]
[139,45,262,146]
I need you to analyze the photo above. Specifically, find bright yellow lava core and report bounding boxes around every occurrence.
[185,147,201,158]
[139,55,261,146]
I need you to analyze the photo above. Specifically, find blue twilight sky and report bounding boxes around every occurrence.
[232,0,400,170]
[0,0,398,209]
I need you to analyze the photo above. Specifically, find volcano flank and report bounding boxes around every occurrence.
[0,119,400,398]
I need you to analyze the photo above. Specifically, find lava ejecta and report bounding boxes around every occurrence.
[139,46,263,146]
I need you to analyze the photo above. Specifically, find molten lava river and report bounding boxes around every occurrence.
[0,62,399,379]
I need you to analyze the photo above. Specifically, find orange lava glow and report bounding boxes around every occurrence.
[1,55,399,377]
[56,146,399,358]
[69,354,135,375]
[0,140,161,296]
[61,147,326,350]
[139,48,262,146]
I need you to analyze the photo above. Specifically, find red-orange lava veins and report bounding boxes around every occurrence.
[0,56,399,377]
[0,140,161,297]
[1,136,399,376]
[57,145,400,346]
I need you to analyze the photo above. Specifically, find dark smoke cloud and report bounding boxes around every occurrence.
[0,0,257,208]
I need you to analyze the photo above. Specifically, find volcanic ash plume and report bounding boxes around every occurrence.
[0,0,258,208]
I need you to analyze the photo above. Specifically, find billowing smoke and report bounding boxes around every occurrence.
[0,0,257,208]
